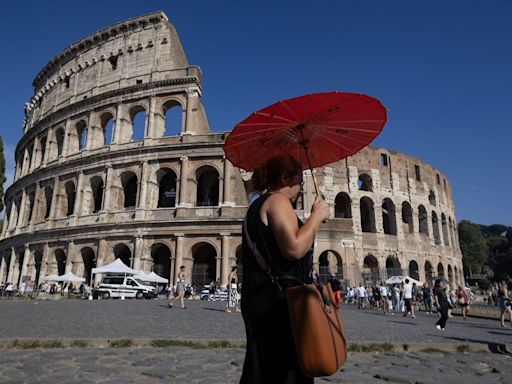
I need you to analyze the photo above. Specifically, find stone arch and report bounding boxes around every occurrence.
[401,201,413,234]
[362,254,379,282]
[56,128,65,157]
[26,142,34,171]
[64,180,76,217]
[38,136,47,167]
[385,256,402,277]
[120,171,138,209]
[114,243,132,267]
[162,99,183,136]
[24,189,36,226]
[191,242,217,289]
[418,205,428,235]
[44,186,53,219]
[448,264,454,285]
[91,176,104,213]
[437,262,444,277]
[334,192,351,218]
[77,120,88,152]
[441,213,449,246]
[318,250,343,283]
[129,105,146,141]
[432,211,441,244]
[424,261,434,284]
[33,250,43,285]
[156,168,177,208]
[358,173,373,191]
[80,247,96,284]
[196,166,219,206]
[151,243,172,281]
[382,198,397,235]
[101,112,115,146]
[409,260,420,281]
[360,197,376,233]
[54,249,66,276]
[428,190,436,206]
[448,217,455,247]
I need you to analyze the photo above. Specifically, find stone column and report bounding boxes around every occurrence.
[0,253,7,284]
[30,184,41,231]
[42,128,52,166]
[184,89,199,134]
[94,239,107,285]
[102,165,113,213]
[222,157,234,206]
[113,103,128,144]
[133,236,143,271]
[174,235,185,282]
[15,189,27,232]
[65,242,75,273]
[48,177,60,225]
[72,171,85,223]
[7,248,16,284]
[19,245,31,284]
[147,96,157,138]
[30,142,38,172]
[39,243,50,280]
[221,234,231,285]
[136,161,149,219]
[178,157,190,207]
[61,119,71,158]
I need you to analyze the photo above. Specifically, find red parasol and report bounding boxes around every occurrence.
[223,92,387,195]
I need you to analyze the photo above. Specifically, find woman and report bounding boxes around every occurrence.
[498,280,512,327]
[422,282,433,314]
[169,265,187,309]
[226,266,240,312]
[433,279,450,330]
[240,155,330,384]
[457,285,470,320]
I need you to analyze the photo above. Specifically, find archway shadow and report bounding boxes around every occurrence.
[440,335,512,355]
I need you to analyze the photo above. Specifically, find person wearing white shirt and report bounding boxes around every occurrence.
[379,281,391,315]
[403,279,415,318]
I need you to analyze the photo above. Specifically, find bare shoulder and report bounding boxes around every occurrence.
[260,193,294,225]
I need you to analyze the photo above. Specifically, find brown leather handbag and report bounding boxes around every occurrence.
[286,281,347,377]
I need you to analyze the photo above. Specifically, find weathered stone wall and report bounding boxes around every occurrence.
[0,12,463,291]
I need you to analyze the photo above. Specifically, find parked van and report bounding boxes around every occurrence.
[98,275,156,299]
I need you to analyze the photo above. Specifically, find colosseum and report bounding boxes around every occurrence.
[0,12,463,292]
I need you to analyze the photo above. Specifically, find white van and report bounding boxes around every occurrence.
[98,275,156,299]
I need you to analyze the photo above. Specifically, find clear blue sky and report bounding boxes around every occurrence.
[1,0,510,226]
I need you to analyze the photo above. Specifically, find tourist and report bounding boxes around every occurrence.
[457,285,470,320]
[433,279,450,330]
[19,280,27,297]
[379,281,391,315]
[422,282,433,314]
[226,266,240,312]
[5,282,13,298]
[498,280,512,328]
[403,278,415,318]
[240,155,329,383]
[169,265,187,309]
[392,284,400,312]
[357,283,366,309]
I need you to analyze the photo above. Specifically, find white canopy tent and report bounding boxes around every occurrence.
[90,258,138,300]
[58,272,86,282]
[385,275,422,286]
[134,271,168,284]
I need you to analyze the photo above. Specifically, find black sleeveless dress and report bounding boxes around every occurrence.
[240,193,313,384]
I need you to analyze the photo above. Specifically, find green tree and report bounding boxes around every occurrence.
[458,220,489,275]
[0,136,5,212]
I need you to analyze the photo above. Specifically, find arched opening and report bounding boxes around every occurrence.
[362,255,379,282]
[360,197,376,233]
[318,250,343,283]
[425,261,434,284]
[55,249,66,276]
[382,198,397,235]
[441,213,449,246]
[437,262,444,277]
[401,202,413,234]
[448,217,455,247]
[454,266,459,286]
[44,186,53,219]
[26,143,34,171]
[34,251,43,285]
[409,260,420,281]
[432,211,441,244]
[130,106,146,141]
[428,191,436,206]
[77,121,87,151]
[56,128,65,157]
[192,243,217,289]
[385,257,402,278]
[448,265,454,285]
[236,245,243,284]
[91,176,104,213]
[418,205,428,235]
[39,136,47,166]
[151,243,172,281]
[65,181,76,216]
[334,192,351,218]
[121,171,138,209]
[26,191,35,225]
[163,102,183,136]
[114,243,131,267]
[196,167,219,206]
[101,112,115,146]
[81,247,96,285]
[157,169,177,208]
[358,173,373,191]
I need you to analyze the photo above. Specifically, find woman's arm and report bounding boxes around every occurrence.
[263,193,329,260]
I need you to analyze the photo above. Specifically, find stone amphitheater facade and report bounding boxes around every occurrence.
[0,12,463,291]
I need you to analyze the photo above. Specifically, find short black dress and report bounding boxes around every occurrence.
[240,193,313,384]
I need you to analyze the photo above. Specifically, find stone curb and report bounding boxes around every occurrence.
[0,339,510,354]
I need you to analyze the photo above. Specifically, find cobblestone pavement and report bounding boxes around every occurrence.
[1,300,512,383]
[0,347,511,384]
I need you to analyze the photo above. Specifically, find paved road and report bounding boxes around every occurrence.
[0,299,511,348]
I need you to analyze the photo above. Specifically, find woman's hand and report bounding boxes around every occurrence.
[310,196,330,223]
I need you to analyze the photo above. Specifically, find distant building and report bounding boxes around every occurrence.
[0,12,463,290]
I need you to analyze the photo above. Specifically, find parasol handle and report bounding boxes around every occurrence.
[304,147,320,197]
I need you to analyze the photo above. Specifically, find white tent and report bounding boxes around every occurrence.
[134,271,168,284]
[147,272,168,284]
[385,275,422,286]
[91,258,138,275]
[59,272,86,282]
